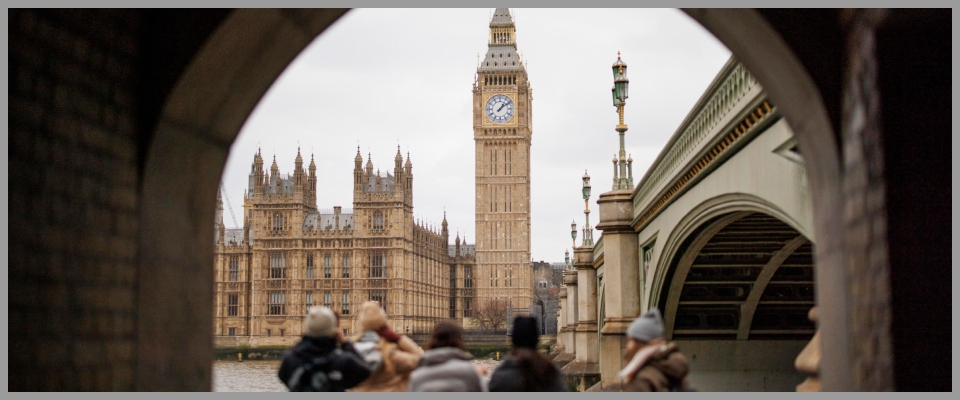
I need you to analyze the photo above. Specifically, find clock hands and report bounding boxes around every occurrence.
[487,95,513,121]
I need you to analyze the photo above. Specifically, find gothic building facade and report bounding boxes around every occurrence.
[213,147,476,344]
[473,8,534,313]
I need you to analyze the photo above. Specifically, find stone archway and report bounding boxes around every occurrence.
[657,211,815,340]
[136,9,349,390]
[137,9,861,391]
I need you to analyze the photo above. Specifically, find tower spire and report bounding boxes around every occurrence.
[480,8,522,74]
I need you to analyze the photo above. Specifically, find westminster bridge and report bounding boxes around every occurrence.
[556,58,817,391]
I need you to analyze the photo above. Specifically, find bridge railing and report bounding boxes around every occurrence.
[631,57,762,223]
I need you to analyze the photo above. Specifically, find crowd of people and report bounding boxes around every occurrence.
[278,301,690,392]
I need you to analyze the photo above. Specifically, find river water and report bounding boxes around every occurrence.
[213,358,503,392]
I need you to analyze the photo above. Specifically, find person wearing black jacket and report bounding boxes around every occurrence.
[277,306,372,391]
[488,316,566,392]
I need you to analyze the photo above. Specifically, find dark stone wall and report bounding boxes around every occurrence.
[9,9,143,391]
[875,11,952,392]
[7,9,229,391]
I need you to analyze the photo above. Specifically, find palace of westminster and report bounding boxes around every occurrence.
[212,9,536,341]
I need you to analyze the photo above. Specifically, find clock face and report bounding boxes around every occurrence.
[485,94,515,123]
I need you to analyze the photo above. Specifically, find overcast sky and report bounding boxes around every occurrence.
[219,8,731,262]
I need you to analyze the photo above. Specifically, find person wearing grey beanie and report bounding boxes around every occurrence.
[627,308,665,342]
[618,308,693,392]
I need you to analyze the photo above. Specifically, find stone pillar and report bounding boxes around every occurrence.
[574,247,598,365]
[557,286,568,351]
[595,189,641,388]
[560,246,600,390]
[563,270,578,355]
[551,284,576,368]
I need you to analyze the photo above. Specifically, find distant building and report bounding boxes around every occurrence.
[531,260,562,335]
[213,147,476,345]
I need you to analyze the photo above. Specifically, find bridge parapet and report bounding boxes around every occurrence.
[632,58,761,223]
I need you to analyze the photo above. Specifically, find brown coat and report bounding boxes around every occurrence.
[349,335,422,392]
[621,342,690,392]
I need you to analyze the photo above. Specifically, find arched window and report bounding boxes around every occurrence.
[323,253,332,278]
[268,291,285,315]
[305,254,314,279]
[269,252,286,279]
[273,212,283,231]
[371,252,384,278]
[373,211,384,231]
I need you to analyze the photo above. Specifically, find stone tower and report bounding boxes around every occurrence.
[473,7,533,311]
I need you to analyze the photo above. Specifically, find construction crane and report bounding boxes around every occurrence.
[220,183,240,228]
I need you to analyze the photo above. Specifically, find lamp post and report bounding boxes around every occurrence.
[582,170,593,246]
[611,52,634,191]
[570,220,577,250]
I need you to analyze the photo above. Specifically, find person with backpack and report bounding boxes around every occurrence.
[488,316,566,392]
[349,301,423,392]
[277,306,372,392]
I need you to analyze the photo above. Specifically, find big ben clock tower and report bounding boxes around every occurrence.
[473,8,533,314]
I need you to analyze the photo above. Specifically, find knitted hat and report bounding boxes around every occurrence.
[511,316,539,349]
[626,308,664,342]
[358,301,388,331]
[304,306,337,337]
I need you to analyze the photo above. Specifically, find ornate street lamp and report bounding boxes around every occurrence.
[570,219,577,249]
[582,170,593,246]
[611,52,634,190]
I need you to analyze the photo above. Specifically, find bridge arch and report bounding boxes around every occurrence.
[649,192,811,314]
[643,205,815,390]
[653,208,814,340]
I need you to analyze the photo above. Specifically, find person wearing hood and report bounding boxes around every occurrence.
[488,316,566,392]
[409,321,488,392]
[618,308,693,392]
[277,306,372,391]
[349,301,423,392]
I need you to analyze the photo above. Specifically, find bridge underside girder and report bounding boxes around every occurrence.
[665,212,815,340]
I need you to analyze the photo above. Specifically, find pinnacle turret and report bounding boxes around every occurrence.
[441,210,449,238]
[490,8,514,27]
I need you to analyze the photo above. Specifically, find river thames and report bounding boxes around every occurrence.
[212,358,503,392]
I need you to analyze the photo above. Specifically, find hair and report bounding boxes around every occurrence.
[511,346,559,391]
[425,321,466,351]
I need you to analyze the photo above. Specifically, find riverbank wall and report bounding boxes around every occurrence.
[215,335,556,361]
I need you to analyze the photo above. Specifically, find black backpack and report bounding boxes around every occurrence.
[287,351,340,392]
